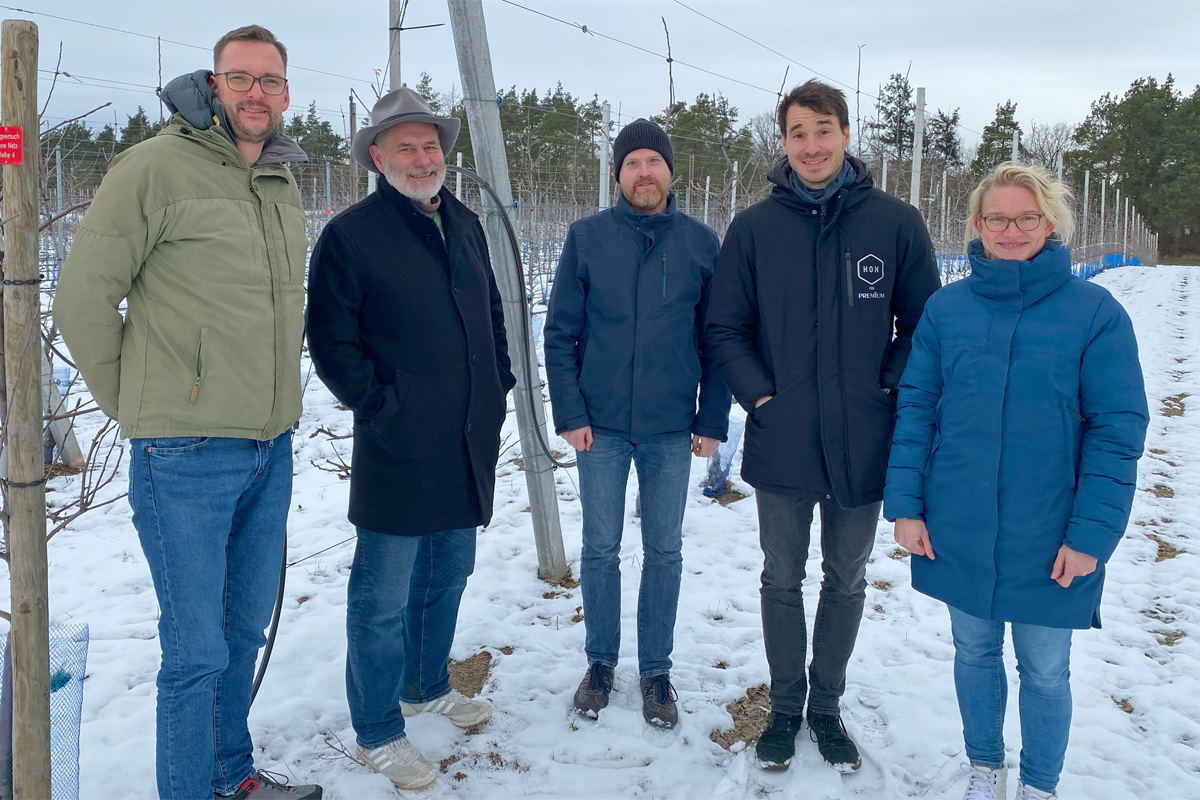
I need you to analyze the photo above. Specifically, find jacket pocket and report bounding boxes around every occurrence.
[188,327,207,404]
[277,205,309,286]
[368,370,416,459]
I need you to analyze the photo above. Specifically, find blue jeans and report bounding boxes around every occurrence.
[948,605,1074,795]
[577,431,691,678]
[128,433,292,800]
[345,526,476,748]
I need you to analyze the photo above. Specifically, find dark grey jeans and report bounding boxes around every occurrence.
[756,488,881,717]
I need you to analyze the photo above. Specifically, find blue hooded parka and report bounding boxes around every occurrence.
[884,239,1149,629]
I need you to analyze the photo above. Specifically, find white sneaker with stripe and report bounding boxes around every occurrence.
[400,689,492,728]
[356,738,436,791]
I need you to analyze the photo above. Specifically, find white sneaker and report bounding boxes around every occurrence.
[1017,781,1057,800]
[963,763,1008,800]
[357,738,437,791]
[401,689,492,728]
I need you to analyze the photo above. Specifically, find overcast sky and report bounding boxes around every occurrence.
[22,0,1200,151]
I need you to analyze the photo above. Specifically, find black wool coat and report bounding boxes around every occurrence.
[307,178,516,536]
[706,155,941,508]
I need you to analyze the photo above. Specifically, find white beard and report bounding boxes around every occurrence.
[383,162,446,202]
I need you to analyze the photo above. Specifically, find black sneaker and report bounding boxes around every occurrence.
[754,712,804,770]
[220,770,323,799]
[640,674,679,729]
[573,662,614,718]
[807,711,862,772]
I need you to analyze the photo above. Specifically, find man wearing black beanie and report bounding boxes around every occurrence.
[545,118,730,729]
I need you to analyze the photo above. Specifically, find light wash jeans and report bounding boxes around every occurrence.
[577,431,692,677]
[345,526,476,748]
[128,432,292,800]
[948,605,1074,795]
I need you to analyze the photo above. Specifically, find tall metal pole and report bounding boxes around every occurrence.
[324,162,331,214]
[704,174,710,226]
[1115,188,1121,251]
[855,44,864,158]
[731,160,738,216]
[686,154,693,215]
[1055,152,1063,181]
[447,0,566,579]
[1100,180,1106,249]
[1081,170,1090,252]
[882,159,888,195]
[909,87,925,211]
[54,145,63,269]
[1123,197,1130,259]
[598,102,611,211]
[939,170,947,240]
[1,19,52,800]
[455,151,463,199]
[1011,129,1019,163]
[349,93,359,204]
[389,0,403,90]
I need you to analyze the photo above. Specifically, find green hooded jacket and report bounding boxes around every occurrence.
[53,71,309,441]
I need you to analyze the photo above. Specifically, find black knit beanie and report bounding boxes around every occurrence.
[612,118,674,178]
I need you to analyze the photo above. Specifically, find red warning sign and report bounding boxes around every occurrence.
[0,127,23,165]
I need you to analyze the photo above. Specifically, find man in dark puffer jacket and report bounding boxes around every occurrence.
[707,80,940,771]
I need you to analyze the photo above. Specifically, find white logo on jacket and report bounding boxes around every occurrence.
[857,254,885,285]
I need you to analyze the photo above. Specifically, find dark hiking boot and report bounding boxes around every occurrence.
[640,674,679,729]
[754,711,804,770]
[808,711,862,772]
[220,770,322,799]
[573,662,614,718]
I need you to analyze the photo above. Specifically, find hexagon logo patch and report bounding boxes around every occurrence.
[857,254,885,286]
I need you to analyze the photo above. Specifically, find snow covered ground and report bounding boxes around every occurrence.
[16,265,1200,799]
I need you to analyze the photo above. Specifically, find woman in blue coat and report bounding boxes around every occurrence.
[884,164,1149,800]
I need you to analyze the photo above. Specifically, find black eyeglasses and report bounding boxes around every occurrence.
[215,71,288,96]
[981,213,1045,232]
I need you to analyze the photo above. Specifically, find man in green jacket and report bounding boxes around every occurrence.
[53,25,320,800]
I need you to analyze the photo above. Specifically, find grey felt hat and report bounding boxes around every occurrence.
[352,87,460,174]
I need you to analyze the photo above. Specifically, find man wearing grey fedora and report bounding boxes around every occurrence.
[307,87,516,791]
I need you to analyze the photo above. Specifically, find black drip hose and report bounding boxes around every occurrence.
[251,547,287,704]
[251,164,573,704]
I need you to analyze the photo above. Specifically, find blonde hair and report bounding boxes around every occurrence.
[965,162,1075,253]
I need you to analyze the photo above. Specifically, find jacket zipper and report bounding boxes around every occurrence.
[189,328,205,404]
[661,252,667,298]
[845,247,855,307]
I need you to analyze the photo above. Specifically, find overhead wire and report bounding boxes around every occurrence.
[498,0,778,98]
[667,0,984,138]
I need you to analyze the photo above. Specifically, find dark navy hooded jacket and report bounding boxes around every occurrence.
[706,155,941,506]
[545,192,731,443]
[884,239,1149,629]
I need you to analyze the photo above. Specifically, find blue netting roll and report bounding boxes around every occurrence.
[0,624,90,800]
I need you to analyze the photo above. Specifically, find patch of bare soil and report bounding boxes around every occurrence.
[1146,533,1182,562]
[1113,696,1135,714]
[1154,629,1187,646]
[715,488,749,507]
[710,684,771,751]
[1148,484,1175,498]
[887,548,911,560]
[45,462,84,479]
[1162,394,1188,417]
[541,570,580,589]
[448,651,492,698]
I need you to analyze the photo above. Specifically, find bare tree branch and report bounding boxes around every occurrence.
[39,102,113,140]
